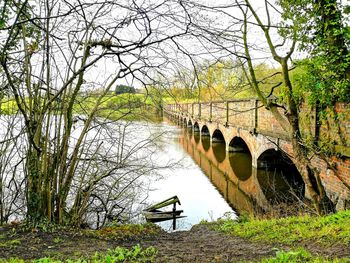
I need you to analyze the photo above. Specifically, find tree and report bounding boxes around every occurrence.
[0,0,191,226]
[115,85,136,95]
[186,0,349,213]
[279,0,350,106]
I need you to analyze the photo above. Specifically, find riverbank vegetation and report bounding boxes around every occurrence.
[0,92,162,121]
[212,210,350,245]
[0,211,349,262]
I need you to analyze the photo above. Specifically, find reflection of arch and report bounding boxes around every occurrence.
[193,122,200,132]
[201,125,210,137]
[257,149,305,204]
[229,137,252,181]
[201,136,210,152]
[212,129,226,163]
[194,133,200,144]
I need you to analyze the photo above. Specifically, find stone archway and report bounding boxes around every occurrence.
[212,129,226,163]
[256,149,305,204]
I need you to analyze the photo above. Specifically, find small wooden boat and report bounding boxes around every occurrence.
[143,210,186,223]
[143,196,186,229]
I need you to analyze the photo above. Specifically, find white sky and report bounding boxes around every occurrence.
[2,0,349,91]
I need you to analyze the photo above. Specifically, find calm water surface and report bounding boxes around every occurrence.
[0,116,302,229]
[147,120,236,230]
[147,118,304,231]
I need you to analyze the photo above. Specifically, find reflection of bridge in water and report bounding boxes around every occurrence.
[178,127,305,215]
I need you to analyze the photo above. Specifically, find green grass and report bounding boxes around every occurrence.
[91,245,157,263]
[0,239,21,248]
[259,248,349,263]
[213,210,350,245]
[0,245,157,263]
[72,93,163,121]
[0,93,160,121]
[2,247,348,263]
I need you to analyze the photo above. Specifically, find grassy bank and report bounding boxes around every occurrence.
[0,245,158,263]
[73,93,161,121]
[0,93,162,122]
[211,210,350,245]
[1,211,349,262]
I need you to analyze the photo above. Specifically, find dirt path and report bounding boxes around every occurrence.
[1,224,349,262]
[139,225,276,262]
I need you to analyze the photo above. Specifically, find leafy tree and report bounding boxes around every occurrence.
[115,85,136,95]
[279,0,350,107]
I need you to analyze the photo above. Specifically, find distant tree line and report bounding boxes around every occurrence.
[115,85,136,95]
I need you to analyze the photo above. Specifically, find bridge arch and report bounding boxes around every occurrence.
[193,122,200,144]
[201,125,210,137]
[256,149,305,204]
[212,129,226,163]
[228,137,252,181]
[188,119,193,127]
[229,137,251,154]
[212,129,225,143]
[193,122,200,132]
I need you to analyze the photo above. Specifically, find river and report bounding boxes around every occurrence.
[146,120,235,231]
[0,115,303,229]
[147,117,305,230]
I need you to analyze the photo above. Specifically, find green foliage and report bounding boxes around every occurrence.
[0,259,25,263]
[154,59,257,103]
[261,248,349,263]
[67,93,158,121]
[292,57,350,107]
[115,85,136,95]
[53,237,63,244]
[0,0,12,29]
[0,93,160,121]
[214,210,350,245]
[196,60,245,100]
[33,259,62,263]
[0,239,21,248]
[262,248,313,263]
[92,245,157,263]
[286,0,350,107]
[276,0,350,109]
[0,245,157,263]
[0,99,18,114]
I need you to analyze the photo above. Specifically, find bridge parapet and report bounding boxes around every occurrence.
[166,99,290,140]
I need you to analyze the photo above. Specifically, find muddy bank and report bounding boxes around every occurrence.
[0,224,349,262]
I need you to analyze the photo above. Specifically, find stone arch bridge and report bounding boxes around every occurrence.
[165,100,350,209]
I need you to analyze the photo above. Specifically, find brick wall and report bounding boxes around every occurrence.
[228,100,255,129]
[256,101,287,137]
